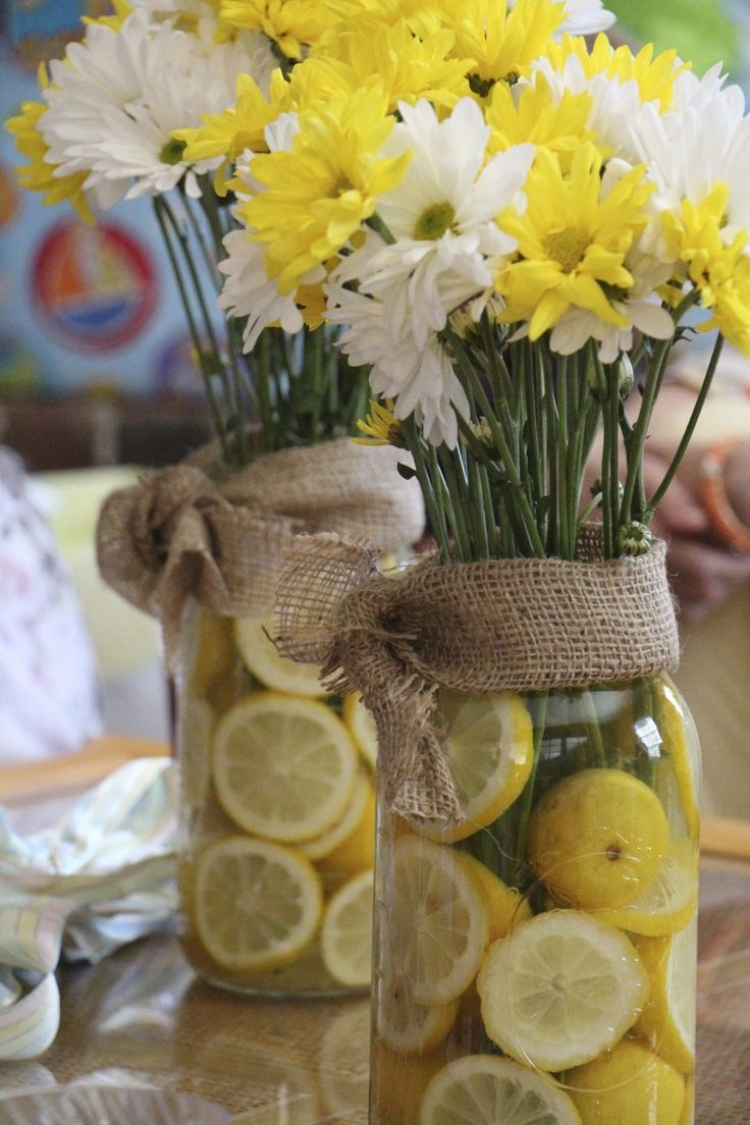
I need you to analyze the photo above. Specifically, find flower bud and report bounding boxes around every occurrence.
[617,354,634,399]
[616,521,652,556]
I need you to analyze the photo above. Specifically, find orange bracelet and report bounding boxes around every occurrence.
[697,438,750,552]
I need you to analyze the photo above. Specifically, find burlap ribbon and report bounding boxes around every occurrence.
[274,532,681,822]
[95,438,425,668]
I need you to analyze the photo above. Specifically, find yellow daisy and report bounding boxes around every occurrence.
[176,73,281,194]
[660,183,740,291]
[543,33,687,112]
[442,0,565,96]
[315,17,471,114]
[486,73,596,166]
[354,398,404,447]
[5,89,93,222]
[240,86,411,294]
[698,250,750,357]
[82,0,132,31]
[496,142,653,337]
[220,0,337,58]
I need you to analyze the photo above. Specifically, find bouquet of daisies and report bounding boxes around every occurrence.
[162,0,750,563]
[5,0,369,465]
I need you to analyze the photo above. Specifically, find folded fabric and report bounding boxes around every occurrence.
[0,758,178,1060]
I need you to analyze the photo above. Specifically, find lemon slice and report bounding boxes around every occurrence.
[342,692,378,769]
[317,785,376,894]
[419,1054,582,1125]
[320,869,374,988]
[415,690,534,843]
[593,838,698,936]
[194,835,323,972]
[566,1038,686,1125]
[234,615,329,696]
[212,692,358,842]
[388,835,489,1006]
[527,768,670,911]
[318,1004,371,1118]
[632,920,697,1073]
[477,909,649,1072]
[653,675,700,839]
[300,769,375,865]
[375,966,460,1055]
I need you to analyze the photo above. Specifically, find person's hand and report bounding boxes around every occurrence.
[644,444,750,624]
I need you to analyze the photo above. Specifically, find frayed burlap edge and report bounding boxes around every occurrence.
[95,438,425,670]
[274,531,680,822]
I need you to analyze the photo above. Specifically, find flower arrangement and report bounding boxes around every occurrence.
[152,0,748,564]
[4,0,371,466]
[141,2,747,1116]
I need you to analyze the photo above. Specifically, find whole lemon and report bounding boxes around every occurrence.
[566,1037,686,1125]
[527,768,669,910]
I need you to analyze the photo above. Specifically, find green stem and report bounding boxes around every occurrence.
[620,291,698,525]
[513,691,547,887]
[448,329,546,557]
[644,331,725,519]
[153,196,230,461]
[581,688,606,767]
[404,421,452,562]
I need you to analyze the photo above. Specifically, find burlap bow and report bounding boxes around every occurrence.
[95,438,425,667]
[274,531,680,823]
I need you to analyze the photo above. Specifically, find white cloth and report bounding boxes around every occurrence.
[0,449,102,763]
[0,758,178,1060]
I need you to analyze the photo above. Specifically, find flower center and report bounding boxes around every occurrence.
[414,201,456,241]
[159,138,187,166]
[544,227,590,273]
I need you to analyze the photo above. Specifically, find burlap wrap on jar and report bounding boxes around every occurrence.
[95,438,426,669]
[274,528,681,823]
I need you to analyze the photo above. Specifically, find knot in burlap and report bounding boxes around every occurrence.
[95,438,425,669]
[274,532,680,823]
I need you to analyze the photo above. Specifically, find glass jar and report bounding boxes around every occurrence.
[175,602,378,997]
[369,674,699,1125]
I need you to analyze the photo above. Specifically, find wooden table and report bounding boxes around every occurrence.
[0,748,749,1124]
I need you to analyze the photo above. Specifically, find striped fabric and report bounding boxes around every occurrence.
[0,759,178,1060]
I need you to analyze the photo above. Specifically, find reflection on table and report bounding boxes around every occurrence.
[0,852,748,1125]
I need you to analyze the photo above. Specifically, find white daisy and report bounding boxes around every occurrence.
[217,229,313,351]
[41,8,275,205]
[327,249,470,449]
[530,51,655,164]
[552,0,616,36]
[364,98,533,349]
[507,0,614,36]
[627,80,750,256]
